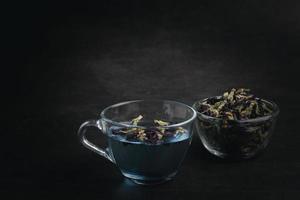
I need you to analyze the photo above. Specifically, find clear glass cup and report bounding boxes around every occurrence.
[193,97,279,159]
[78,100,197,185]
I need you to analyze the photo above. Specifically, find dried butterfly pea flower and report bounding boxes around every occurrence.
[154,119,169,135]
[225,112,235,120]
[209,108,219,117]
[223,92,229,98]
[236,88,250,95]
[114,115,187,143]
[137,129,147,141]
[198,88,274,121]
[176,127,185,134]
[118,114,143,134]
[262,102,272,114]
[195,88,277,159]
[132,115,143,125]
[154,120,169,126]
[226,88,236,101]
[157,133,163,140]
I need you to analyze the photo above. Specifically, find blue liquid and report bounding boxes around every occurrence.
[108,128,192,184]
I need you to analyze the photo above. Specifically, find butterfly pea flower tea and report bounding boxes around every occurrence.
[78,100,197,185]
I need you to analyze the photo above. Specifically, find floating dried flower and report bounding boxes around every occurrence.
[131,115,143,126]
[154,120,169,126]
[112,115,187,143]
[176,127,185,134]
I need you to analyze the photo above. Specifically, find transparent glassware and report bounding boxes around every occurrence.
[78,100,197,185]
[193,97,279,159]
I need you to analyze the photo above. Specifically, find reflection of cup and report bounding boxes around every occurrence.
[78,100,197,185]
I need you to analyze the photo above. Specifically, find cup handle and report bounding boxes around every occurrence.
[78,119,114,163]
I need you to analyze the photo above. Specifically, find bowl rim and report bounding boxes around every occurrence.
[193,96,280,123]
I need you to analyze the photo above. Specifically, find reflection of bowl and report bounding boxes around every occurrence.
[193,97,280,159]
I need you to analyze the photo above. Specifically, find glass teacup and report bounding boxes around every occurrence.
[78,100,197,185]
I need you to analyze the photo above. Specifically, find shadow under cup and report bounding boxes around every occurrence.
[78,100,197,185]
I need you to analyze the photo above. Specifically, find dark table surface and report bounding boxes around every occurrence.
[3,0,300,199]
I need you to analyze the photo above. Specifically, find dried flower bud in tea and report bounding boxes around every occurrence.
[112,115,187,144]
[131,115,143,125]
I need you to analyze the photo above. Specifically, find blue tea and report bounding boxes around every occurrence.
[107,126,192,184]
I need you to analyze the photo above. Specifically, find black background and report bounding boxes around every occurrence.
[3,0,300,199]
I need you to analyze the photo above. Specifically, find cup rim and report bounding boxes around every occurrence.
[100,99,197,128]
[193,96,280,123]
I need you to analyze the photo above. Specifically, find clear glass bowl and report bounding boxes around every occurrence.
[193,97,279,159]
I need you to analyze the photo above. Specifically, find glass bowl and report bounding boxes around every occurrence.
[193,97,279,159]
